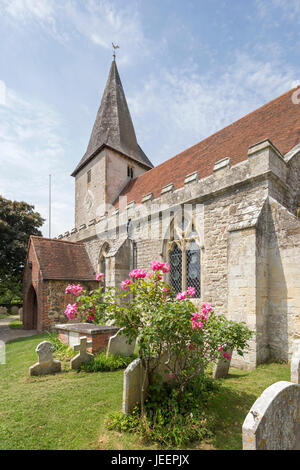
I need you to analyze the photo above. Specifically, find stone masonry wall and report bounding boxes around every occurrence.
[43,279,98,332]
[267,197,300,361]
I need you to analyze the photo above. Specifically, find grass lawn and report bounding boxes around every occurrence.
[8,320,23,329]
[0,333,290,450]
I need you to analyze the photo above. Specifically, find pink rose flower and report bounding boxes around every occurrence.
[65,303,78,320]
[218,346,223,351]
[187,286,196,297]
[86,314,96,322]
[176,291,187,300]
[150,261,170,273]
[65,284,83,296]
[223,352,231,360]
[121,279,133,290]
[129,269,147,279]
[168,372,175,379]
[96,273,105,281]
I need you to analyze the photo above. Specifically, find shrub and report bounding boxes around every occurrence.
[106,375,217,447]
[81,352,137,372]
[63,261,252,418]
[46,332,76,361]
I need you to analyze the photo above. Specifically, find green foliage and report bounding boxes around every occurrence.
[106,376,217,447]
[81,352,137,372]
[46,332,76,361]
[73,267,253,400]
[0,195,44,303]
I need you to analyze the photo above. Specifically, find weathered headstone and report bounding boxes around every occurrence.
[242,381,300,450]
[291,350,300,384]
[123,358,145,414]
[0,306,7,315]
[70,336,93,369]
[29,341,61,376]
[0,340,5,364]
[11,306,19,315]
[213,349,233,379]
[122,353,174,414]
[106,328,136,357]
[19,308,23,321]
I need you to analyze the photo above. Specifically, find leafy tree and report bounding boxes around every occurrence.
[0,196,44,302]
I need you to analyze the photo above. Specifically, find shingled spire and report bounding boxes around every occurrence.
[72,59,153,176]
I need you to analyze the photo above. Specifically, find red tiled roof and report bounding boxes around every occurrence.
[30,236,96,280]
[117,86,300,206]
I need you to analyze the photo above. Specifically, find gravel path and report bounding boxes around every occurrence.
[0,316,37,344]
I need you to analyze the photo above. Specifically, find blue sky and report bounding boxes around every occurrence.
[0,0,300,237]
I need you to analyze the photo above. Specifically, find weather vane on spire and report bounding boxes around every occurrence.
[112,42,119,60]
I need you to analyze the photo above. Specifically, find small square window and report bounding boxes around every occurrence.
[87,169,91,183]
[128,166,134,179]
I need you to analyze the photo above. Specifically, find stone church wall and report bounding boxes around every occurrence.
[267,197,300,362]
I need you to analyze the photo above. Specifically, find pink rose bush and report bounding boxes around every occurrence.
[63,259,252,403]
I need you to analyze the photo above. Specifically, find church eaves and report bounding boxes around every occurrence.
[71,59,153,177]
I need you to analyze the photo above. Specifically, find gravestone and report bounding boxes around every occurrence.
[242,381,300,450]
[106,328,136,357]
[29,341,61,376]
[213,349,233,379]
[11,306,19,315]
[0,307,7,315]
[122,353,174,414]
[291,350,300,384]
[0,340,5,364]
[70,336,93,370]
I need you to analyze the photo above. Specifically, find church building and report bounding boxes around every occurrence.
[23,57,300,370]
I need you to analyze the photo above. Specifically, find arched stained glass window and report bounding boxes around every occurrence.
[169,243,182,294]
[167,215,201,298]
[186,241,201,298]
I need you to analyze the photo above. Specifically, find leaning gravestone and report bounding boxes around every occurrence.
[106,328,136,358]
[70,336,93,370]
[29,341,61,376]
[213,349,233,379]
[291,349,300,384]
[122,353,174,414]
[242,381,300,450]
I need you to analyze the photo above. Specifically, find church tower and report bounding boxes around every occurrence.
[72,58,153,227]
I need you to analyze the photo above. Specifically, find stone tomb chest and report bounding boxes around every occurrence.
[55,323,119,354]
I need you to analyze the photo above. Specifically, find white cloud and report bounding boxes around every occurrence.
[0,84,74,237]
[0,0,55,21]
[0,0,148,63]
[256,0,300,21]
[129,52,300,164]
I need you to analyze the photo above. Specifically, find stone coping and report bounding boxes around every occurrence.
[55,323,119,336]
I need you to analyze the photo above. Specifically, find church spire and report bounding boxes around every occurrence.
[72,59,153,177]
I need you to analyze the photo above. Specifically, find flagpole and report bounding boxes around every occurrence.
[49,174,51,238]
